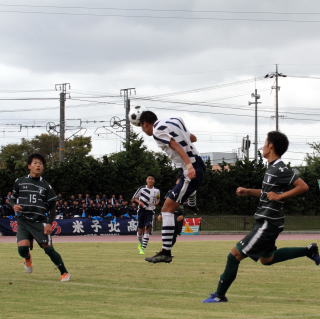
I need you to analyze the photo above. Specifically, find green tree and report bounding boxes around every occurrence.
[295,142,320,215]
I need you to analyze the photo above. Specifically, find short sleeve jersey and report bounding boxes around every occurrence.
[12,175,57,221]
[132,186,160,211]
[254,159,299,227]
[152,117,199,168]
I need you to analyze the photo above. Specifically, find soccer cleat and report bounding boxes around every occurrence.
[306,243,320,265]
[145,251,173,263]
[202,293,228,303]
[23,257,32,273]
[137,243,145,255]
[60,272,71,282]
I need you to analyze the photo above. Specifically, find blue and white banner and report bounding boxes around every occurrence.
[0,217,138,236]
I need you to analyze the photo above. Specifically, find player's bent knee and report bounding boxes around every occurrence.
[260,257,273,265]
[18,246,30,258]
[231,247,244,261]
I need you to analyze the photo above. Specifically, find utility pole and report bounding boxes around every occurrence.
[120,88,136,147]
[265,64,286,131]
[55,83,70,162]
[248,88,261,162]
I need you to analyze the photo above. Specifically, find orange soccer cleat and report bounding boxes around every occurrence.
[60,272,71,282]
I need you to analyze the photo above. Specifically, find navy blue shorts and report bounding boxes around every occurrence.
[137,209,154,229]
[166,156,206,204]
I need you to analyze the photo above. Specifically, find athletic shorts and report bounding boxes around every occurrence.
[17,216,52,246]
[236,219,283,261]
[137,209,154,229]
[166,155,206,203]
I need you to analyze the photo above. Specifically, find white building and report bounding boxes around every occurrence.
[200,152,238,165]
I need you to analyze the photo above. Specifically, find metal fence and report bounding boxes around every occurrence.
[154,215,320,232]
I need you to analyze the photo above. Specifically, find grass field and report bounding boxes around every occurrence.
[0,240,319,319]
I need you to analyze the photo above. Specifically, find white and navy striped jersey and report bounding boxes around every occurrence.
[153,117,199,169]
[254,159,298,227]
[132,186,160,211]
[11,175,57,221]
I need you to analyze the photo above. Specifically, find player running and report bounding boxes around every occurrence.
[138,111,206,263]
[10,153,71,281]
[132,175,160,255]
[202,131,319,303]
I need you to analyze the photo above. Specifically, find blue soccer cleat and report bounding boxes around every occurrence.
[306,243,320,265]
[202,293,228,303]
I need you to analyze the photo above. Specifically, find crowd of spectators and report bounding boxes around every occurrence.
[0,192,138,220]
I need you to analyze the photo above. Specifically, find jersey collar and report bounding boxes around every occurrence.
[28,174,43,181]
[269,158,282,167]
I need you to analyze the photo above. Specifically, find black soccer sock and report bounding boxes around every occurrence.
[264,247,307,265]
[18,246,30,259]
[216,253,240,297]
[161,212,175,256]
[172,217,183,247]
[44,246,68,275]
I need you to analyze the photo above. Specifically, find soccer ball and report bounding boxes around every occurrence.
[129,105,144,126]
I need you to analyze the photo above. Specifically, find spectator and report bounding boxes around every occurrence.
[111,194,117,206]
[80,202,87,218]
[95,194,101,204]
[85,193,91,205]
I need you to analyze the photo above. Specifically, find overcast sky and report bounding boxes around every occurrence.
[0,0,320,165]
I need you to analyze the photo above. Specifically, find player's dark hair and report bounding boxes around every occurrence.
[267,131,289,157]
[147,174,155,180]
[140,111,157,124]
[27,153,46,166]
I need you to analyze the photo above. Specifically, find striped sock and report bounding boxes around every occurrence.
[142,233,150,249]
[161,212,175,255]
[137,233,143,245]
[187,191,197,207]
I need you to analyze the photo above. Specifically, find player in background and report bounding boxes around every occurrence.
[202,131,319,303]
[138,111,206,263]
[10,153,71,282]
[132,175,160,255]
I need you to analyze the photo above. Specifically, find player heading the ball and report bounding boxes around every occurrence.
[135,110,206,263]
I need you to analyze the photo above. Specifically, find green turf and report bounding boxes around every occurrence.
[0,240,319,319]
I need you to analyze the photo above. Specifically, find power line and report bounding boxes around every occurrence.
[1,8,320,23]
[0,88,55,93]
[0,4,320,16]
[134,96,320,117]
[0,4,320,23]
[0,97,58,101]
[149,105,320,122]
[139,78,265,99]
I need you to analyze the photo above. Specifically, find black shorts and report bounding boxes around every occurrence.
[236,219,283,261]
[137,209,154,229]
[17,216,52,246]
[166,156,205,203]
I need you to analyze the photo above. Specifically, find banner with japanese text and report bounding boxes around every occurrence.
[181,217,202,235]
[0,218,138,236]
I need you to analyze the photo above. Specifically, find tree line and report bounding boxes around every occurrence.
[0,133,319,215]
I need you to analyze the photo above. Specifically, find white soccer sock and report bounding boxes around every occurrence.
[161,212,175,252]
[142,233,150,249]
[137,232,143,245]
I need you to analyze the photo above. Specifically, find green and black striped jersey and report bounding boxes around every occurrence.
[254,159,299,227]
[11,175,57,222]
